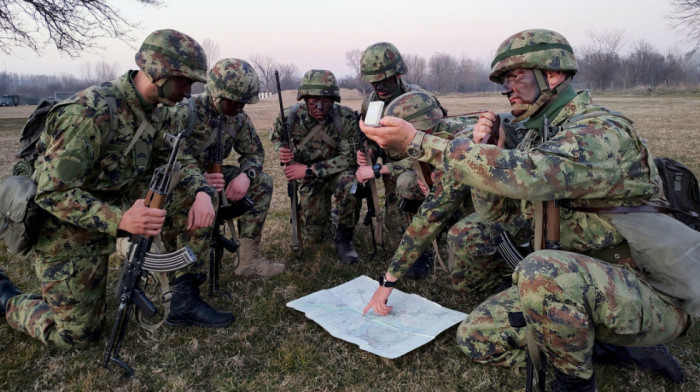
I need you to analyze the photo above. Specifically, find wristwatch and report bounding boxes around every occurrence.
[372,163,382,179]
[243,168,256,180]
[406,131,426,159]
[305,165,315,179]
[378,274,396,288]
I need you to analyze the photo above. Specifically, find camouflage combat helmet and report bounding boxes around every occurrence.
[297,69,341,102]
[386,91,442,131]
[489,29,578,84]
[360,42,406,83]
[208,58,260,104]
[135,29,207,84]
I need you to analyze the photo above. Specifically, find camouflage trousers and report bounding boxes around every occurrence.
[447,213,530,294]
[456,250,689,379]
[221,165,274,240]
[6,179,210,348]
[298,170,358,241]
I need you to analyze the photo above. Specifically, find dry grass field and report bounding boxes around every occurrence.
[0,92,698,392]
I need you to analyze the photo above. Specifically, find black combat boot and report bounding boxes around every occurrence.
[404,249,433,279]
[334,225,359,264]
[0,269,22,318]
[593,342,685,383]
[166,273,234,328]
[550,369,597,392]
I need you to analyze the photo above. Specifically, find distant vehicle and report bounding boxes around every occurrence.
[0,94,20,106]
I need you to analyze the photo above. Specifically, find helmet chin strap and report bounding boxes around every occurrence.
[155,78,178,107]
[511,69,566,123]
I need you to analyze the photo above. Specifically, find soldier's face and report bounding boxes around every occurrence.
[218,98,245,117]
[501,69,540,117]
[305,96,333,121]
[371,76,399,100]
[160,76,194,105]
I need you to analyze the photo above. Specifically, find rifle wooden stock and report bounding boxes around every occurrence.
[207,162,222,175]
[144,190,166,210]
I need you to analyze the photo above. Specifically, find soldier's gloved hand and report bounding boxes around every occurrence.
[360,117,416,152]
[356,150,367,166]
[355,166,374,184]
[187,191,215,231]
[474,110,505,147]
[119,199,166,237]
[204,172,225,192]
[225,173,250,201]
[279,146,294,164]
[283,162,306,181]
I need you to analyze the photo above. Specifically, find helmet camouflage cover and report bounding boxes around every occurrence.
[386,91,443,131]
[297,69,341,102]
[208,58,260,104]
[489,29,578,84]
[360,42,406,83]
[135,29,207,83]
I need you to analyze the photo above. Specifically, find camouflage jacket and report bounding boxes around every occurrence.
[387,116,511,278]
[172,92,265,175]
[415,90,660,253]
[272,102,361,178]
[34,71,211,237]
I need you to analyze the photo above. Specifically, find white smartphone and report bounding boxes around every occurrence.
[364,101,384,127]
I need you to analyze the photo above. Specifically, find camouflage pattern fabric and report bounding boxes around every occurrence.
[171,91,272,240]
[489,29,578,84]
[457,252,688,378]
[271,102,361,240]
[207,58,260,104]
[296,69,341,102]
[411,90,689,378]
[360,42,406,83]
[5,71,214,348]
[360,81,447,250]
[135,29,207,83]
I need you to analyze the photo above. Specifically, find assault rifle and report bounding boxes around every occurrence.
[205,116,254,297]
[275,70,302,256]
[104,131,196,377]
[351,127,384,255]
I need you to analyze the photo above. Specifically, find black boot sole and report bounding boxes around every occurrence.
[165,316,235,328]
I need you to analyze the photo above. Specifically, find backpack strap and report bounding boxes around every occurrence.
[331,105,343,136]
[184,96,197,137]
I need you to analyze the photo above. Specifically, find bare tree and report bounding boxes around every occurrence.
[345,49,363,79]
[577,29,625,90]
[404,54,427,86]
[81,60,120,83]
[0,0,160,57]
[202,38,221,68]
[249,54,276,93]
[428,52,458,93]
[277,63,300,90]
[668,0,700,50]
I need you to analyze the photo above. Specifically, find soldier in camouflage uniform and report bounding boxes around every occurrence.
[358,42,448,276]
[0,30,234,349]
[271,70,361,264]
[361,29,688,391]
[359,91,474,284]
[172,58,284,278]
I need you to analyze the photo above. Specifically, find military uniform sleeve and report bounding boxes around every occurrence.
[34,111,124,236]
[387,174,473,278]
[271,112,286,153]
[415,120,654,201]
[230,116,264,174]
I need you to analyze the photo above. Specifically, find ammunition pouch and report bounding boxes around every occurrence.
[0,175,45,255]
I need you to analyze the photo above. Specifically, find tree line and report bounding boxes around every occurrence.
[2,31,700,103]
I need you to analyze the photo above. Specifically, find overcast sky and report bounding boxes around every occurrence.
[1,0,690,79]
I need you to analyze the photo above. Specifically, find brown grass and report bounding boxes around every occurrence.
[0,93,698,391]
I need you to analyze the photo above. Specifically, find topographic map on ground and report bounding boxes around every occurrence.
[287,275,468,359]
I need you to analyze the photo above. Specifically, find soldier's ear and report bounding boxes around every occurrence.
[544,71,566,89]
